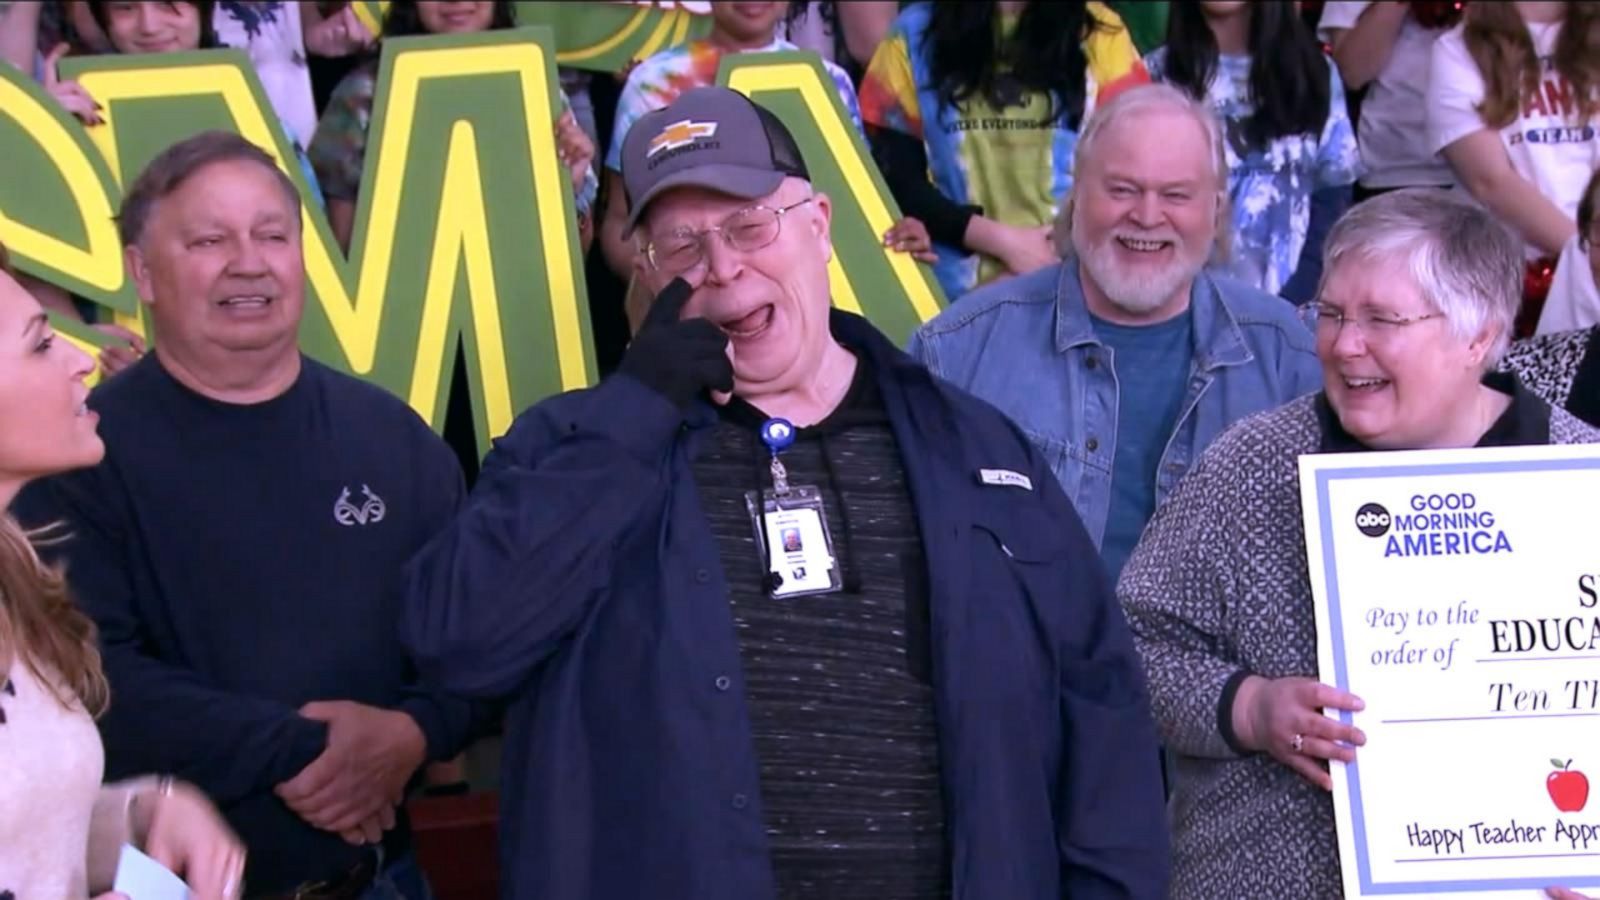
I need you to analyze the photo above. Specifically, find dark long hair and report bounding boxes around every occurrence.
[383,0,517,38]
[1161,1,1331,149]
[924,1,1106,129]
[86,0,220,51]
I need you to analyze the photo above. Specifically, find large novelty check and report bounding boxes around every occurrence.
[1300,444,1600,898]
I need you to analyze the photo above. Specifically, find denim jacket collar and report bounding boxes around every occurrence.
[1053,258,1257,372]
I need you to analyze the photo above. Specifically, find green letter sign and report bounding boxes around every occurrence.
[0,28,943,457]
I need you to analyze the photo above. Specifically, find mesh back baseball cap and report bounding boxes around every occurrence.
[620,86,809,234]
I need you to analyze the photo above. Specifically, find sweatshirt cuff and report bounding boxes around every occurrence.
[1216,669,1255,757]
[268,715,333,789]
[926,203,981,250]
[399,696,455,763]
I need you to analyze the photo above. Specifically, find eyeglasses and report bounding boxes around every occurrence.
[641,197,814,276]
[1301,301,1443,343]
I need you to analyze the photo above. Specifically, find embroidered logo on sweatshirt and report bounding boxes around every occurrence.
[333,485,387,526]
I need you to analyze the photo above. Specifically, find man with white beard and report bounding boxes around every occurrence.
[909,83,1320,585]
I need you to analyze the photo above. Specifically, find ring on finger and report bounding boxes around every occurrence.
[1290,732,1304,753]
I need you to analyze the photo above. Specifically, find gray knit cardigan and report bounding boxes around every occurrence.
[1118,392,1600,898]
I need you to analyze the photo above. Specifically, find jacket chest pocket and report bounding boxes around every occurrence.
[960,512,1075,703]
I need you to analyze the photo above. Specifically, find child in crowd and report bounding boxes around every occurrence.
[860,0,1148,299]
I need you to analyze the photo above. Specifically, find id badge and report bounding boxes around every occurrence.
[745,484,842,598]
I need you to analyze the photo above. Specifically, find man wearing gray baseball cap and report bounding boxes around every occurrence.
[403,85,1170,900]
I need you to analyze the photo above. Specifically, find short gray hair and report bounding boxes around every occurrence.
[1052,83,1231,259]
[1319,189,1522,364]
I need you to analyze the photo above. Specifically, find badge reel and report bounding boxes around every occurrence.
[744,418,843,598]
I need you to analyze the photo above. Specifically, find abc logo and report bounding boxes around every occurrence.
[1355,502,1391,537]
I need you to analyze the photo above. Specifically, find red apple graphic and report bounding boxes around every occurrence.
[1548,759,1590,813]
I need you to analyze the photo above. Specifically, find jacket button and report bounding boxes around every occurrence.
[1086,437,1100,452]
[1085,356,1098,369]
[714,675,731,691]
[732,793,749,810]
[694,568,710,584]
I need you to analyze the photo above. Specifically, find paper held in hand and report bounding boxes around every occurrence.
[1299,443,1600,899]
[114,843,191,900]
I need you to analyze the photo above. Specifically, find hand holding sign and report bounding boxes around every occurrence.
[94,323,146,378]
[43,43,103,126]
[555,109,595,193]
[1232,675,1367,791]
[882,217,936,264]
[304,4,375,58]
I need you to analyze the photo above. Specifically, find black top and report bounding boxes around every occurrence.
[15,356,490,893]
[1567,327,1600,427]
[1316,370,1552,453]
[689,363,951,899]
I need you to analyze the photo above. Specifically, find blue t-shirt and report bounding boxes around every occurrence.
[1092,308,1194,583]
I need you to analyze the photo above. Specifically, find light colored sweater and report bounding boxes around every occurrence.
[1118,391,1600,898]
[0,660,140,898]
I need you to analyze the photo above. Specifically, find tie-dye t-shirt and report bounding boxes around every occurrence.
[858,2,1148,298]
[1146,48,1361,296]
[603,37,863,174]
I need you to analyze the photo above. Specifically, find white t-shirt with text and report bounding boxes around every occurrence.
[1428,21,1600,253]
[1537,233,1600,334]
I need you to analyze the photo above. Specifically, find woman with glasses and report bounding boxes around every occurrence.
[1117,188,1600,897]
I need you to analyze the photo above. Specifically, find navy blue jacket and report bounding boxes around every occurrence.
[402,311,1170,899]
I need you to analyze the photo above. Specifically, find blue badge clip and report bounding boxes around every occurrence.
[760,418,796,455]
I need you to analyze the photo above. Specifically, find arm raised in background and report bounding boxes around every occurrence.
[1326,1,1410,90]
[836,1,900,71]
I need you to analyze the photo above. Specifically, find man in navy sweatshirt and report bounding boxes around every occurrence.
[16,131,488,898]
[403,86,1170,899]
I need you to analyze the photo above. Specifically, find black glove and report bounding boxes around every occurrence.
[618,277,734,410]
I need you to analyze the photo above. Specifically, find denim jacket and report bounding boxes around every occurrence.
[908,259,1321,548]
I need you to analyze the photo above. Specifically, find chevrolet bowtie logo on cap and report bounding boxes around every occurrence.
[647,118,718,157]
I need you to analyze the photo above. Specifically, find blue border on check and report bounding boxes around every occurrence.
[1314,455,1600,895]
